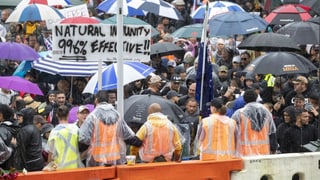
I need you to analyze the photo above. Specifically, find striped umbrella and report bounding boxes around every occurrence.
[82,61,155,94]
[16,0,71,8]
[32,52,107,77]
[97,0,146,16]
[191,1,245,19]
[6,4,64,23]
[127,0,183,20]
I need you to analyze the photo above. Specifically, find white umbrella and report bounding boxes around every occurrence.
[32,51,106,77]
[6,4,64,23]
[127,0,183,20]
[83,61,155,94]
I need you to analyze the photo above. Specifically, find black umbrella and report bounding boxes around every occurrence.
[243,52,317,76]
[308,16,320,24]
[238,33,301,52]
[124,94,185,127]
[301,0,320,16]
[276,21,320,45]
[150,42,185,57]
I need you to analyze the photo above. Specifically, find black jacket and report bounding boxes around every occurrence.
[282,124,318,153]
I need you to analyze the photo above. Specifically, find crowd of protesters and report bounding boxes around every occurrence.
[0,0,320,173]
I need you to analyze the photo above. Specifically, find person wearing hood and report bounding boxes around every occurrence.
[130,103,182,162]
[0,104,20,169]
[276,106,296,153]
[282,108,318,153]
[15,107,44,171]
[79,90,142,166]
[231,89,277,156]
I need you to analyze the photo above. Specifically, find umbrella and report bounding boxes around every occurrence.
[209,11,268,37]
[68,104,94,123]
[101,15,159,37]
[0,42,40,61]
[127,0,183,20]
[171,23,203,39]
[59,16,100,24]
[301,0,320,16]
[264,4,312,25]
[238,32,301,52]
[0,76,43,95]
[124,94,185,127]
[16,0,71,8]
[191,1,245,20]
[82,61,155,94]
[32,52,107,76]
[6,4,64,23]
[307,16,320,24]
[97,0,146,16]
[150,42,185,56]
[276,21,320,45]
[243,52,317,76]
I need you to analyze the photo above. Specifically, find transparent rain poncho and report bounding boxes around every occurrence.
[79,103,135,166]
[195,114,238,161]
[136,112,183,162]
[231,102,276,157]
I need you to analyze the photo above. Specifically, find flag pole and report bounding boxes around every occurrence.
[199,2,209,113]
[117,0,124,118]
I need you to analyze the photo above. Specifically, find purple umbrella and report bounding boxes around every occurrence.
[68,104,94,123]
[0,76,43,95]
[0,42,40,61]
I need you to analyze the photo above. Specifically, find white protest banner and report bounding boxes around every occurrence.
[59,4,89,18]
[46,4,89,30]
[52,24,151,62]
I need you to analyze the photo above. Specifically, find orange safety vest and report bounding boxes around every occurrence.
[200,115,236,161]
[238,113,270,156]
[140,121,174,162]
[91,119,120,163]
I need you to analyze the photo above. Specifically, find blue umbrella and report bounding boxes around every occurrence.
[32,52,107,77]
[191,1,245,20]
[6,4,64,22]
[209,11,268,37]
[97,0,146,16]
[82,61,155,94]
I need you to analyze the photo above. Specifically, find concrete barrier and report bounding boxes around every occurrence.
[116,159,243,180]
[17,166,116,180]
[231,152,320,180]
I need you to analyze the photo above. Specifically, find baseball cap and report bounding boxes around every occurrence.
[232,56,241,63]
[292,76,308,84]
[78,105,89,113]
[149,75,162,84]
[167,90,179,99]
[167,61,176,67]
[171,74,181,83]
[218,65,228,72]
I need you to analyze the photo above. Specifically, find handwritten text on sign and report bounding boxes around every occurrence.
[52,24,151,62]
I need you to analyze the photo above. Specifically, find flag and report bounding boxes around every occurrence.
[195,42,213,118]
[195,2,213,118]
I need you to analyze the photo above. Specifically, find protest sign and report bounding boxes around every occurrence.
[52,24,151,62]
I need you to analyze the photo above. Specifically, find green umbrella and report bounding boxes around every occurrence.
[171,23,203,39]
[101,15,159,37]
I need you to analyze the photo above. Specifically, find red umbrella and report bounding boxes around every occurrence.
[60,16,100,24]
[264,4,312,25]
